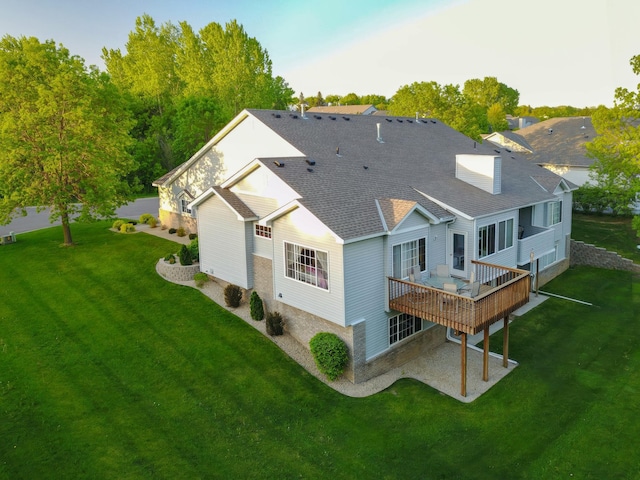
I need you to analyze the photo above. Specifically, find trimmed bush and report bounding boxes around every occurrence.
[139,213,155,224]
[224,284,243,308]
[164,253,176,264]
[148,217,158,228]
[168,228,177,234]
[120,223,136,233]
[249,291,264,321]
[178,244,193,266]
[188,233,198,240]
[112,219,125,230]
[309,332,348,381]
[265,311,284,336]
[176,227,187,237]
[194,272,209,288]
[189,238,199,262]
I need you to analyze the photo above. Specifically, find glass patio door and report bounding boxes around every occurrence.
[449,231,466,276]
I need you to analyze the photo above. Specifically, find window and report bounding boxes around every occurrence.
[392,239,426,278]
[389,313,422,345]
[478,224,495,258]
[255,224,272,239]
[498,219,514,251]
[179,196,192,215]
[479,219,514,258]
[284,242,328,290]
[546,201,562,226]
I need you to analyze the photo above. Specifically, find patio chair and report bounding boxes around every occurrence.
[440,282,458,312]
[409,265,422,284]
[436,264,450,278]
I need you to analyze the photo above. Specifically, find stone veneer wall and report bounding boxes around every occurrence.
[570,239,640,273]
[251,255,447,384]
[156,259,201,282]
[158,209,197,235]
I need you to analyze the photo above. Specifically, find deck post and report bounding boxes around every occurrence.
[483,325,489,382]
[461,332,467,397]
[503,316,509,368]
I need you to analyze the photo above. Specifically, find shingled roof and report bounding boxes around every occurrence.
[516,116,596,167]
[244,110,563,241]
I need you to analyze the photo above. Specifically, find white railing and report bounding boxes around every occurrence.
[517,227,555,264]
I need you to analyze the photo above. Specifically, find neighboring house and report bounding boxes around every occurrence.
[506,115,539,130]
[155,109,575,391]
[307,104,378,115]
[483,131,533,154]
[486,117,596,186]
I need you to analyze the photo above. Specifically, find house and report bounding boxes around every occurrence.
[486,117,596,186]
[506,115,539,130]
[307,104,378,115]
[155,109,575,393]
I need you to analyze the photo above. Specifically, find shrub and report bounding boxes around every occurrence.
[120,223,136,233]
[194,272,209,288]
[168,228,177,234]
[188,233,197,240]
[164,253,175,262]
[176,226,187,237]
[112,219,125,230]
[266,311,284,336]
[224,284,243,308]
[139,213,155,224]
[309,332,348,381]
[249,291,264,321]
[148,217,158,228]
[178,244,193,266]
[189,238,199,262]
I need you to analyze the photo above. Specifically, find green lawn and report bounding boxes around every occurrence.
[572,212,640,263]
[1,222,638,479]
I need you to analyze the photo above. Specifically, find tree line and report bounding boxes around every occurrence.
[0,14,638,245]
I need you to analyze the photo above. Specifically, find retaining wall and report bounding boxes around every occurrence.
[156,259,201,282]
[570,240,640,273]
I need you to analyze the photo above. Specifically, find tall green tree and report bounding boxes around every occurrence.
[0,36,134,245]
[463,76,519,114]
[487,103,509,132]
[587,55,640,203]
[389,81,486,140]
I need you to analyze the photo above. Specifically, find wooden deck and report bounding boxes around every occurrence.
[388,261,531,336]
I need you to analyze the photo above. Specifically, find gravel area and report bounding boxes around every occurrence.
[144,225,545,403]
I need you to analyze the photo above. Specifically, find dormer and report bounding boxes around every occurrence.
[455,154,502,195]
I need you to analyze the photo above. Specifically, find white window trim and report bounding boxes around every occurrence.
[392,238,426,279]
[478,218,514,259]
[284,242,329,290]
[254,223,272,239]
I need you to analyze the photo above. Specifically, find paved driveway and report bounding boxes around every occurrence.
[0,197,159,235]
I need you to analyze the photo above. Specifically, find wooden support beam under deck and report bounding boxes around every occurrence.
[461,332,467,397]
[483,325,489,382]
[503,316,509,368]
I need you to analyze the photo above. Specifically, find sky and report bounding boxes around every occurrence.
[1,0,639,107]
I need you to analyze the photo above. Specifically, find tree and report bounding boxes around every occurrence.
[389,81,485,140]
[341,92,360,105]
[463,76,519,114]
[0,36,134,245]
[487,103,509,132]
[587,55,640,202]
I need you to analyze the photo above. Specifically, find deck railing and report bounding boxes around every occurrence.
[388,260,530,335]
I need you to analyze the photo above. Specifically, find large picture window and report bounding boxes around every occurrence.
[285,242,328,290]
[392,239,426,279]
[389,313,422,345]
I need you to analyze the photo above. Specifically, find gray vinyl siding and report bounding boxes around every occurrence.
[428,223,448,269]
[474,211,519,268]
[396,210,428,231]
[272,211,346,326]
[343,238,389,358]
[388,226,430,277]
[253,234,272,259]
[197,196,252,289]
[233,192,281,218]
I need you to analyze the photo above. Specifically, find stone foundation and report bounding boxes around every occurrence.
[156,258,201,282]
[158,209,197,235]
